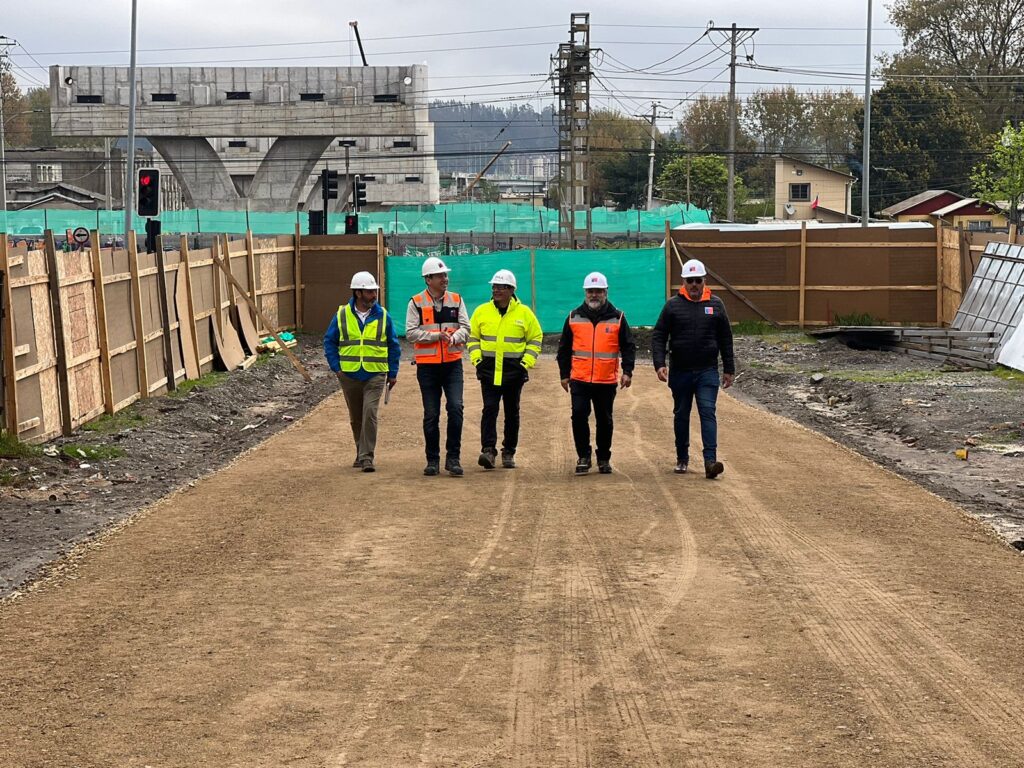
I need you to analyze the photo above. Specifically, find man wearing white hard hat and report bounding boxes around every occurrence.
[405,256,471,477]
[556,271,637,475]
[323,271,401,472]
[652,258,735,479]
[467,269,543,470]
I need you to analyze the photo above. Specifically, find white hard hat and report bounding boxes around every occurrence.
[681,258,707,278]
[421,256,451,277]
[350,271,380,290]
[489,269,517,289]
[583,271,608,289]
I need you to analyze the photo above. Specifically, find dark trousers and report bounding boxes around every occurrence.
[570,380,617,461]
[668,367,720,464]
[417,361,464,462]
[480,380,524,454]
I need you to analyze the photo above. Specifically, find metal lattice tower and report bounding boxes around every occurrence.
[552,13,592,247]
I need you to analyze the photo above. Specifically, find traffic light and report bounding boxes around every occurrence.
[137,168,161,218]
[344,214,359,235]
[322,169,339,200]
[354,176,367,211]
[144,218,162,253]
[308,210,325,236]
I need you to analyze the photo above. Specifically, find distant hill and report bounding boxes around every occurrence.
[429,101,557,174]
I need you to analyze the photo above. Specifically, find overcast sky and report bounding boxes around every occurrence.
[5,0,900,126]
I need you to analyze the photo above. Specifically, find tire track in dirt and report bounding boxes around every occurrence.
[722,455,1024,765]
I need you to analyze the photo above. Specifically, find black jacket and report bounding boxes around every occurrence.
[652,292,735,374]
[556,300,637,380]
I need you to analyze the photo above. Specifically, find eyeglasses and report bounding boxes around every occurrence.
[492,284,513,291]
[684,277,704,284]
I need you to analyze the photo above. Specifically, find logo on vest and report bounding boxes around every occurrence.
[705,307,715,315]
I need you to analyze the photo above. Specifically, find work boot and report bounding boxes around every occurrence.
[423,461,439,476]
[597,459,612,475]
[705,460,724,480]
[353,456,362,468]
[361,458,376,473]
[674,461,688,474]
[478,448,497,470]
[445,458,464,477]
[575,456,592,475]
[501,450,516,469]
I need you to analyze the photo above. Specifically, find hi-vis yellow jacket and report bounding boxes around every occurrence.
[468,297,543,386]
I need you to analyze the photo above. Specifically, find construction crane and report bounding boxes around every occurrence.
[464,141,513,200]
[349,21,368,66]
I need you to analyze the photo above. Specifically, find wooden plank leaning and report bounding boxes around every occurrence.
[210,249,312,382]
[0,235,19,433]
[43,231,74,435]
[670,236,780,327]
[154,235,177,392]
[127,232,149,399]
[89,231,115,414]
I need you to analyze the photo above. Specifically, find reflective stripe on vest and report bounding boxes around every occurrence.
[569,312,621,384]
[412,290,463,364]
[337,304,389,373]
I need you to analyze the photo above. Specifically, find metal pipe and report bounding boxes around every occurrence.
[123,0,139,238]
[861,0,873,227]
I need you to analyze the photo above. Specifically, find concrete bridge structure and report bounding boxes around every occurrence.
[49,66,439,211]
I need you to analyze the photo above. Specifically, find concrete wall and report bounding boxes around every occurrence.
[774,157,852,220]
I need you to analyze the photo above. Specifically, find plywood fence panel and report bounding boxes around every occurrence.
[299,234,380,333]
[188,246,216,374]
[58,248,104,428]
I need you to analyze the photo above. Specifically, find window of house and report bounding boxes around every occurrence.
[300,93,325,101]
[76,95,103,104]
[789,183,810,202]
[373,94,399,103]
[225,91,251,101]
[151,93,177,102]
[967,220,992,231]
[35,164,63,183]
[227,140,248,148]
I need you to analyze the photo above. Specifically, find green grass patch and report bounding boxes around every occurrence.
[81,409,147,433]
[830,369,946,384]
[833,312,880,327]
[169,370,230,398]
[991,366,1024,386]
[0,469,21,486]
[61,444,126,461]
[0,431,42,459]
[732,320,817,346]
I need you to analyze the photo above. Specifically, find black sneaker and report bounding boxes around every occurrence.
[501,451,516,469]
[352,457,362,468]
[705,460,724,479]
[575,456,592,475]
[423,462,439,476]
[361,459,376,473]
[478,449,497,470]
[674,461,688,474]
[597,460,612,474]
[445,458,464,477]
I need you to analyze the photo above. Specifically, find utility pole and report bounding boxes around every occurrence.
[713,22,758,222]
[646,102,658,211]
[861,0,873,227]
[0,36,16,218]
[104,137,113,211]
[552,13,593,247]
[123,0,139,239]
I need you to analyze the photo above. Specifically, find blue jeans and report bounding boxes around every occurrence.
[417,361,464,463]
[668,367,720,464]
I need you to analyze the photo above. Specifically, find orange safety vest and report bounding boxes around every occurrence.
[412,289,463,364]
[569,311,622,384]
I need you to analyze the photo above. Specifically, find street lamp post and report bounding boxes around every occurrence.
[861,0,873,226]
[123,0,139,238]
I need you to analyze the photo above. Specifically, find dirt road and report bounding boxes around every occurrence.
[2,367,1023,767]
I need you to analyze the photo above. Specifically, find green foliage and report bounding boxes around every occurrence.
[61,444,125,461]
[991,366,1024,386]
[833,312,880,326]
[169,370,230,398]
[657,155,745,218]
[81,409,147,433]
[475,179,501,203]
[0,431,42,459]
[733,321,817,345]
[853,81,982,217]
[971,123,1024,227]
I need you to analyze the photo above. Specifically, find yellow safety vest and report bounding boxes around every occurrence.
[337,304,389,374]
[468,297,543,385]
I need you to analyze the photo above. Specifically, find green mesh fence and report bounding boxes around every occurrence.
[385,248,666,336]
[1,203,707,237]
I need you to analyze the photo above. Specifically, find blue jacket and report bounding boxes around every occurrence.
[323,299,401,381]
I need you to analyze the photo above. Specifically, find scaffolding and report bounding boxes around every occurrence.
[552,13,593,248]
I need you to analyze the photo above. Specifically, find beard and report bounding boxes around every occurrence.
[586,298,604,310]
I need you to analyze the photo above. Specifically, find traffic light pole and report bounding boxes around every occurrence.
[123,0,139,240]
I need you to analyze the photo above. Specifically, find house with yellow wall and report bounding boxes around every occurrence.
[774,155,855,223]
[879,190,1008,229]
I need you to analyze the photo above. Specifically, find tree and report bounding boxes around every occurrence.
[883,0,1024,132]
[851,80,982,216]
[808,90,861,168]
[657,154,745,218]
[1,63,30,147]
[476,179,501,203]
[743,87,810,195]
[972,123,1024,226]
[588,109,655,206]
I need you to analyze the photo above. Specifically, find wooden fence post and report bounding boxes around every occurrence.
[935,223,943,326]
[0,236,19,433]
[799,221,808,328]
[127,231,149,399]
[245,229,260,332]
[180,235,201,377]
[89,231,115,414]
[376,227,385,295]
[212,235,223,336]
[293,224,302,331]
[530,248,537,312]
[43,230,74,434]
[664,220,672,299]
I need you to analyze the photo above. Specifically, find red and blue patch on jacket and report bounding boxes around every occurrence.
[704,307,715,315]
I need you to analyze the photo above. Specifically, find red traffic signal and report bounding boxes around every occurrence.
[344,214,359,235]
[136,168,161,218]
